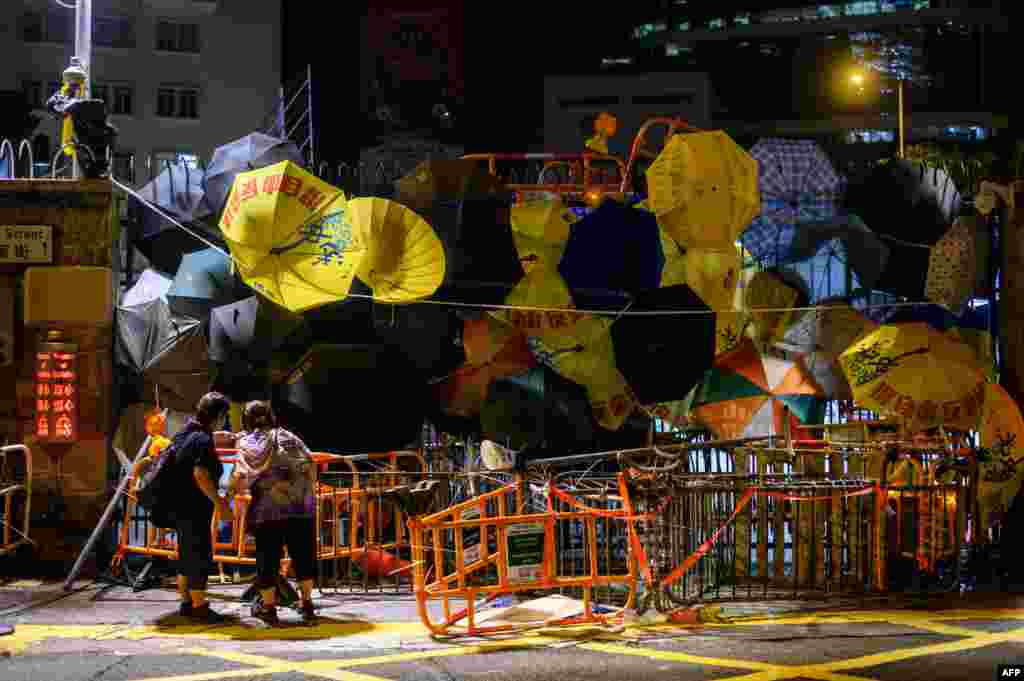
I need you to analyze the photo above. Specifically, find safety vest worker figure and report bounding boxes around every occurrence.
[47,58,89,165]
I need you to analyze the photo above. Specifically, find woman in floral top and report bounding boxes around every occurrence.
[227,401,317,626]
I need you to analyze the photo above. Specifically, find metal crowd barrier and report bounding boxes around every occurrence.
[109,449,430,591]
[409,476,638,636]
[0,445,33,558]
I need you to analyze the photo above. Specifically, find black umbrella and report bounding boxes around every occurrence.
[273,344,427,454]
[480,366,597,454]
[204,132,304,217]
[301,278,377,345]
[844,159,960,298]
[394,160,524,305]
[210,358,272,404]
[115,299,211,413]
[558,200,663,311]
[610,285,715,405]
[372,302,465,380]
[209,295,307,364]
[166,247,245,319]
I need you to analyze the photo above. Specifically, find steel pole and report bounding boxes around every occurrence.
[897,78,905,159]
[75,0,92,98]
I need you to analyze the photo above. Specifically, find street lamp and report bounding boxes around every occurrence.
[850,69,904,159]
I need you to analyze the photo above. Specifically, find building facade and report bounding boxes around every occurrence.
[2,0,282,184]
[606,0,1009,150]
[543,72,712,157]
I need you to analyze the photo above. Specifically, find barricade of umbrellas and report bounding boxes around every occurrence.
[114,129,1014,482]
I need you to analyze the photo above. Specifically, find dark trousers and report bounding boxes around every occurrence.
[253,517,316,591]
[175,512,214,591]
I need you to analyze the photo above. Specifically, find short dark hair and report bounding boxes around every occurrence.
[195,392,230,428]
[242,400,276,431]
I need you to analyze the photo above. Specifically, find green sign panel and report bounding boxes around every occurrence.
[506,523,545,582]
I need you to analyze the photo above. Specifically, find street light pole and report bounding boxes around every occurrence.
[897,77,905,158]
[74,0,92,98]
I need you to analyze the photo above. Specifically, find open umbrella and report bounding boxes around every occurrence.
[121,268,172,307]
[209,295,306,364]
[659,229,687,288]
[740,138,843,262]
[219,160,365,313]
[493,266,582,338]
[737,269,809,351]
[977,383,1024,532]
[115,299,211,413]
[534,316,637,431]
[845,160,960,299]
[204,132,304,217]
[645,131,760,250]
[373,302,465,380]
[166,247,242,319]
[682,247,748,355]
[926,215,987,314]
[274,344,427,453]
[394,160,524,305]
[690,339,825,440]
[136,161,213,226]
[838,322,986,432]
[480,366,596,452]
[610,285,714,405]
[778,214,890,296]
[432,328,536,417]
[558,200,663,311]
[510,198,576,269]
[348,197,446,304]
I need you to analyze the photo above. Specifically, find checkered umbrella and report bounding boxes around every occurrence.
[741,139,843,262]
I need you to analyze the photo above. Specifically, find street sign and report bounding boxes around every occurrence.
[0,226,53,264]
[506,522,545,582]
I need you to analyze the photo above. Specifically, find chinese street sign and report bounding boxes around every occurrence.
[506,522,545,582]
[0,226,53,264]
[35,345,78,443]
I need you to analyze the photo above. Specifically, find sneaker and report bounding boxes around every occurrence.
[186,603,229,624]
[299,600,317,625]
[251,601,279,627]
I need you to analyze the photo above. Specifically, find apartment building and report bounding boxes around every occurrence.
[2,0,282,184]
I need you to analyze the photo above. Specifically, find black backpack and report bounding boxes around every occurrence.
[133,433,188,528]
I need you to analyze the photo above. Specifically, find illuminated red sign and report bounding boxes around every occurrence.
[35,350,78,443]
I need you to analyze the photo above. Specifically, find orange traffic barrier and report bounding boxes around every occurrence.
[409,478,638,636]
[110,449,429,582]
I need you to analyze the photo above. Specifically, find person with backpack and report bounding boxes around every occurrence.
[168,392,233,622]
[226,400,318,626]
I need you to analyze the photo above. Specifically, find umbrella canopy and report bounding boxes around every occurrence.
[977,383,1024,526]
[645,131,760,249]
[204,132,305,217]
[838,322,986,432]
[122,268,172,307]
[210,358,272,404]
[611,285,714,405]
[741,138,843,261]
[136,161,213,226]
[777,215,890,295]
[737,269,809,350]
[433,329,537,417]
[480,366,597,452]
[510,198,575,272]
[535,316,637,431]
[926,216,986,314]
[115,299,211,413]
[274,344,426,454]
[209,295,307,364]
[558,200,663,311]
[166,247,241,319]
[372,302,465,380]
[219,160,364,313]
[394,160,524,305]
[691,339,825,440]
[682,246,747,355]
[493,266,582,338]
[348,197,446,304]
[129,206,213,276]
[659,229,687,288]
[845,159,960,299]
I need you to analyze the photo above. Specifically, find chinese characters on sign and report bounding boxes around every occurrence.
[221,173,328,229]
[35,350,78,442]
[0,226,53,264]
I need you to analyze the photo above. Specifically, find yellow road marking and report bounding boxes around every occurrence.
[580,642,777,671]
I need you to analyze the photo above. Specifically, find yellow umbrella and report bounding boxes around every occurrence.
[511,232,565,273]
[219,161,364,312]
[976,383,1024,532]
[838,322,986,432]
[659,229,688,288]
[736,269,803,350]
[492,267,582,338]
[925,216,982,314]
[645,131,760,249]
[683,246,748,354]
[347,197,446,304]
[536,316,636,430]
[510,198,576,244]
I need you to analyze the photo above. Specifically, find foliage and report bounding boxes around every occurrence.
[904,143,997,197]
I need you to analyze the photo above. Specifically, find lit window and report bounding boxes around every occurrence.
[818,5,841,18]
[913,0,930,9]
[760,44,782,57]
[845,1,880,16]
[677,21,691,31]
[156,21,200,53]
[633,23,655,39]
[734,13,751,25]
[708,18,725,30]
[665,44,693,56]
[151,151,200,172]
